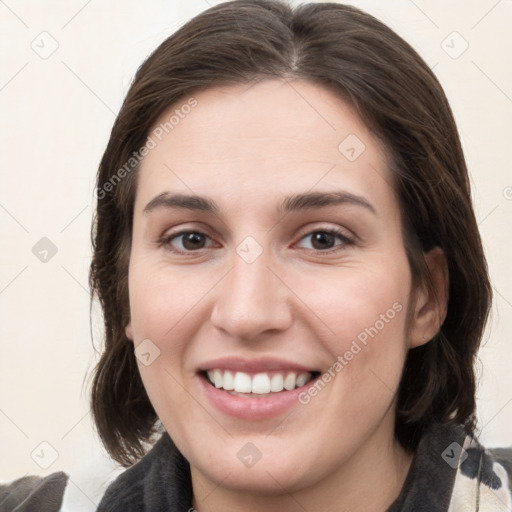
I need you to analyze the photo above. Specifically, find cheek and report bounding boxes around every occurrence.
[126,262,190,408]
[127,260,212,415]
[128,262,198,434]
[293,258,411,387]
[128,259,209,342]
[290,269,410,445]
[308,266,407,329]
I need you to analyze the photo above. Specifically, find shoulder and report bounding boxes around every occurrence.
[96,432,192,512]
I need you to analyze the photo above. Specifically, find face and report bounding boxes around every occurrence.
[125,79,426,495]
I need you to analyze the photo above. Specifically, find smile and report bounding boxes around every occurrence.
[197,358,323,420]
[205,369,319,395]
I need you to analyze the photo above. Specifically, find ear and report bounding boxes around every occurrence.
[408,246,449,348]
[125,321,134,341]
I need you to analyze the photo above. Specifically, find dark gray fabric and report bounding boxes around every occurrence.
[0,471,68,512]
[96,433,192,512]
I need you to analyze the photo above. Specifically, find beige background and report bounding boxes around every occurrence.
[1,0,511,509]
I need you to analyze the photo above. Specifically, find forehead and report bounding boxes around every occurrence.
[136,79,396,217]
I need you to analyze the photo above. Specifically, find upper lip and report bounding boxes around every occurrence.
[198,356,318,373]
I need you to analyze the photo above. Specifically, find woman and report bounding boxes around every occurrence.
[85,0,511,511]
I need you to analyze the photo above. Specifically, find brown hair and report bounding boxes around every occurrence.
[89,0,492,466]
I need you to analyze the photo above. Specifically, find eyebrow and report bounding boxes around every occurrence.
[143,190,377,216]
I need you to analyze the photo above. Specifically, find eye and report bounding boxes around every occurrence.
[296,228,354,252]
[159,230,214,253]
[159,227,354,255]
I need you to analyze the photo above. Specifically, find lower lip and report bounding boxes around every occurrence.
[199,374,317,420]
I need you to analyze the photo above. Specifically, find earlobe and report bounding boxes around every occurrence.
[408,246,449,348]
[125,321,134,341]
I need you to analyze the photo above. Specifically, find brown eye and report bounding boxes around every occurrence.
[296,229,353,252]
[161,230,213,253]
[310,232,337,250]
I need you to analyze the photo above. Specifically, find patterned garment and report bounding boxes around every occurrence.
[449,437,512,511]
[386,423,512,511]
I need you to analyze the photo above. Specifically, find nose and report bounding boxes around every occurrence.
[210,253,293,342]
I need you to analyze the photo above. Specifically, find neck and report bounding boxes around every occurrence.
[190,419,413,512]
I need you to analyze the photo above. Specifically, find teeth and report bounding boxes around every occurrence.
[223,370,234,391]
[205,369,313,394]
[233,372,252,393]
[252,373,271,394]
[284,372,296,391]
[270,373,284,392]
[214,369,223,388]
[296,373,309,387]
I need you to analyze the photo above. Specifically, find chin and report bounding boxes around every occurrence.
[195,457,311,495]
[185,433,324,496]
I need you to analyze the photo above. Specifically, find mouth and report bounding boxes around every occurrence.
[202,369,321,397]
[197,357,323,419]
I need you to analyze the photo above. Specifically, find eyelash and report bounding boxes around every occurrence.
[158,227,354,256]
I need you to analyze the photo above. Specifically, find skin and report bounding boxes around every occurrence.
[125,79,448,512]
